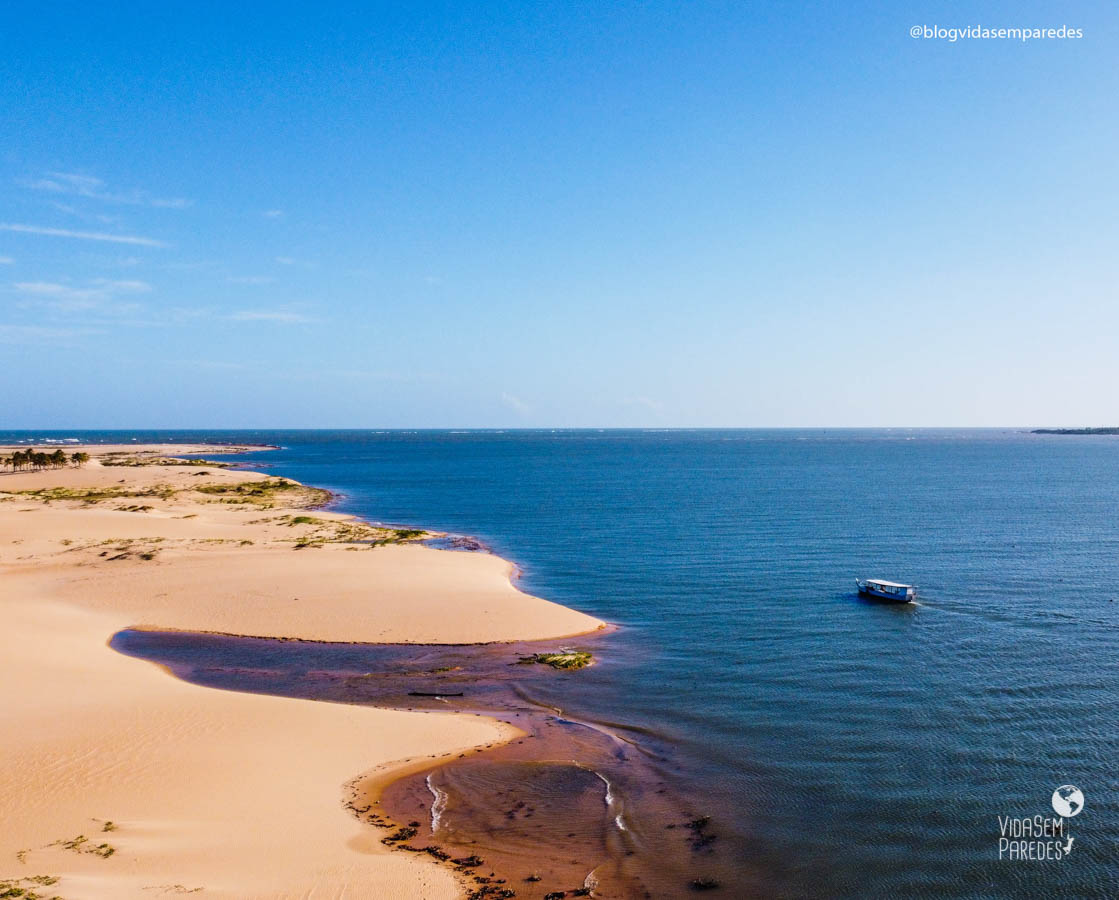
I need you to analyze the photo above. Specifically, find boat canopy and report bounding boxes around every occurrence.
[866,579,912,589]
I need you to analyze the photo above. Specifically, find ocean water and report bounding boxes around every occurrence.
[11,429,1119,896]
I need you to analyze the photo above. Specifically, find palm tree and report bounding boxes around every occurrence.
[3,447,90,472]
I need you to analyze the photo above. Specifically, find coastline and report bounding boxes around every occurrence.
[0,444,605,898]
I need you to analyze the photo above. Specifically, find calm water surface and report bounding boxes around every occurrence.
[10,428,1119,897]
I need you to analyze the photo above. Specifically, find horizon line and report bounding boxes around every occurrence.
[0,425,1104,432]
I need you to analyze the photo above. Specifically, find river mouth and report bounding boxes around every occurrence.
[110,628,744,898]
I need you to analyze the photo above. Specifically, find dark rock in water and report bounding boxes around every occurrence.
[468,888,516,900]
[428,534,490,552]
[685,816,717,851]
[690,877,720,890]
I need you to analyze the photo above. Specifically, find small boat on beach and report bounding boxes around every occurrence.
[855,578,915,603]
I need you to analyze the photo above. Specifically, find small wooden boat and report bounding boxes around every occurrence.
[855,578,915,603]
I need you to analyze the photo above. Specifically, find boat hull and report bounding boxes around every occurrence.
[857,586,914,603]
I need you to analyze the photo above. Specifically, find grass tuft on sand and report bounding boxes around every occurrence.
[0,874,62,900]
[48,835,115,858]
[2,485,176,505]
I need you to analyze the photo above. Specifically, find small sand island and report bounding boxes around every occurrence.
[0,445,603,899]
[1031,427,1119,435]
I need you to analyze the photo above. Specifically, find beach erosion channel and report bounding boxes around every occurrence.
[0,444,730,899]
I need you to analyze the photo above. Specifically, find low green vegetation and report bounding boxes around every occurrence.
[517,650,593,670]
[196,478,298,497]
[0,464,335,518]
[1,484,175,505]
[99,454,233,468]
[0,874,62,900]
[195,479,331,509]
[281,515,427,548]
[69,537,165,561]
[48,834,115,858]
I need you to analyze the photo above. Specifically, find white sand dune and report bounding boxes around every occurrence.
[0,446,603,898]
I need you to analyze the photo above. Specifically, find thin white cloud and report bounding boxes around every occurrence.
[26,171,191,209]
[76,254,143,268]
[229,310,313,324]
[170,360,438,384]
[623,395,664,412]
[163,259,222,272]
[0,223,167,247]
[228,275,277,285]
[501,392,531,415]
[167,306,216,321]
[14,281,91,299]
[28,173,100,194]
[150,198,192,210]
[263,209,284,219]
[0,256,13,264]
[0,323,100,343]
[14,279,150,297]
[49,200,122,226]
[180,359,252,371]
[275,255,315,267]
[103,279,150,292]
[12,278,151,313]
[326,368,441,383]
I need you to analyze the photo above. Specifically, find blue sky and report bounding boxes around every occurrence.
[2,2,1116,427]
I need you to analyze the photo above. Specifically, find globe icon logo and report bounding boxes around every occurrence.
[1052,785,1084,818]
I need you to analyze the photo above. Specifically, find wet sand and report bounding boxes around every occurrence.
[112,629,740,898]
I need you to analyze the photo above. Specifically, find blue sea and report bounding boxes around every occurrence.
[8,429,1118,897]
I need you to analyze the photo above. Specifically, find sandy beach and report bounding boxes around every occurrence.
[0,445,604,899]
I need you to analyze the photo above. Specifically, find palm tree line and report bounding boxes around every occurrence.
[1,449,91,472]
